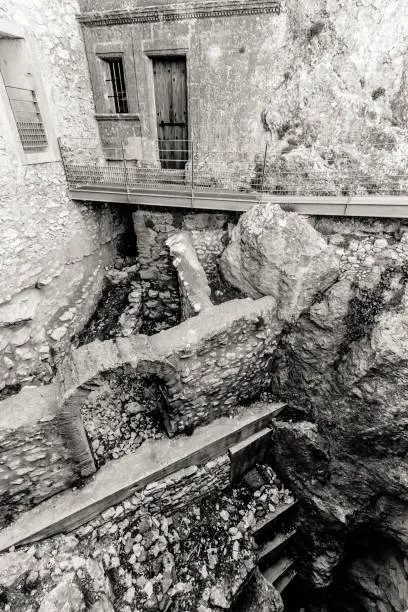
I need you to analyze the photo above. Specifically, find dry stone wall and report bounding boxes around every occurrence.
[76,456,231,540]
[57,292,283,472]
[0,0,126,392]
[0,385,79,529]
[133,209,233,331]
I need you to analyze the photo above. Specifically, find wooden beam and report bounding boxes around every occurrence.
[0,402,285,551]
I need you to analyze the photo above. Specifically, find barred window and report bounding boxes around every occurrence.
[102,57,128,114]
[5,84,47,151]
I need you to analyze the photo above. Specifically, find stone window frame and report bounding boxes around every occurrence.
[0,18,60,165]
[92,42,140,121]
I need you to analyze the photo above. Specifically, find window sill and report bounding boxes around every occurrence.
[95,113,140,122]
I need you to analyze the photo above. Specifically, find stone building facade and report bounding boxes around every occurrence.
[0,0,126,391]
[77,0,281,169]
[76,0,408,195]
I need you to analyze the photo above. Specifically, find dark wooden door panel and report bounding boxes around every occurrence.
[153,56,188,170]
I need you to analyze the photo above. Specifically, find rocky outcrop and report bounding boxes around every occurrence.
[261,0,408,196]
[262,217,408,609]
[220,203,339,322]
[234,568,284,612]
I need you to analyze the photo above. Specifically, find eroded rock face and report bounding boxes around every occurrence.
[220,203,339,322]
[264,218,408,608]
[234,568,284,612]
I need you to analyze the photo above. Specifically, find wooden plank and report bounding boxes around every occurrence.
[0,402,285,551]
[229,427,272,484]
[263,557,294,585]
[253,501,298,544]
[275,568,297,593]
[258,529,296,564]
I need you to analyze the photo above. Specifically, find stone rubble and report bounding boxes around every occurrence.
[0,464,294,612]
[80,373,165,467]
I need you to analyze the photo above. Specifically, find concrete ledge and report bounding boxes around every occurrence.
[0,401,284,551]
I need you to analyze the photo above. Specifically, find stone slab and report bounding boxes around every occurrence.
[0,384,57,430]
[0,401,285,551]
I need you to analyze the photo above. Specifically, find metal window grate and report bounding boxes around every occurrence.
[104,58,129,114]
[5,85,48,152]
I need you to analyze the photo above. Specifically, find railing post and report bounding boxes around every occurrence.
[57,137,70,187]
[122,142,130,204]
[190,138,195,208]
[260,142,269,203]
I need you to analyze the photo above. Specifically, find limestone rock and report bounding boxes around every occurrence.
[220,203,339,322]
[0,288,41,327]
[0,547,36,588]
[89,596,115,612]
[210,585,230,609]
[38,575,84,612]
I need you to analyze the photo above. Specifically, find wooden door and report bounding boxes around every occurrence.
[152,56,188,169]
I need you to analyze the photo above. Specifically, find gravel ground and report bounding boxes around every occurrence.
[0,465,295,612]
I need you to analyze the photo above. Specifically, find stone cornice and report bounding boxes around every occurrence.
[78,1,281,27]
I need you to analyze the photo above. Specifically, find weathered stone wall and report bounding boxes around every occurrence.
[78,0,408,193]
[0,385,79,528]
[0,0,126,391]
[132,210,181,332]
[133,209,232,332]
[76,455,231,539]
[59,295,283,447]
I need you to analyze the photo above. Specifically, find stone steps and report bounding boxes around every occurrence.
[275,566,297,594]
[263,556,294,585]
[253,500,298,544]
[258,528,296,566]
[0,401,284,552]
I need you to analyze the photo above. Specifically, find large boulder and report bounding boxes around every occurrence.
[220,203,339,322]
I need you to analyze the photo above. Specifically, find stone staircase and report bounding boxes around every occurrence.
[253,493,298,597]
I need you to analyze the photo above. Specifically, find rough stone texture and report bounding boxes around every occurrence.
[342,542,408,612]
[0,385,79,529]
[235,568,284,612]
[261,0,408,196]
[0,459,291,612]
[133,210,232,333]
[0,0,126,389]
[166,231,212,320]
[220,203,339,322]
[58,295,283,453]
[38,575,84,612]
[265,215,408,608]
[75,455,231,538]
[76,0,408,195]
[132,210,181,332]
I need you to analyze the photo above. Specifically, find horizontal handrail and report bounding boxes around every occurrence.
[58,137,408,202]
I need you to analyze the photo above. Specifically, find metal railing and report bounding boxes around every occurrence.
[59,137,408,199]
